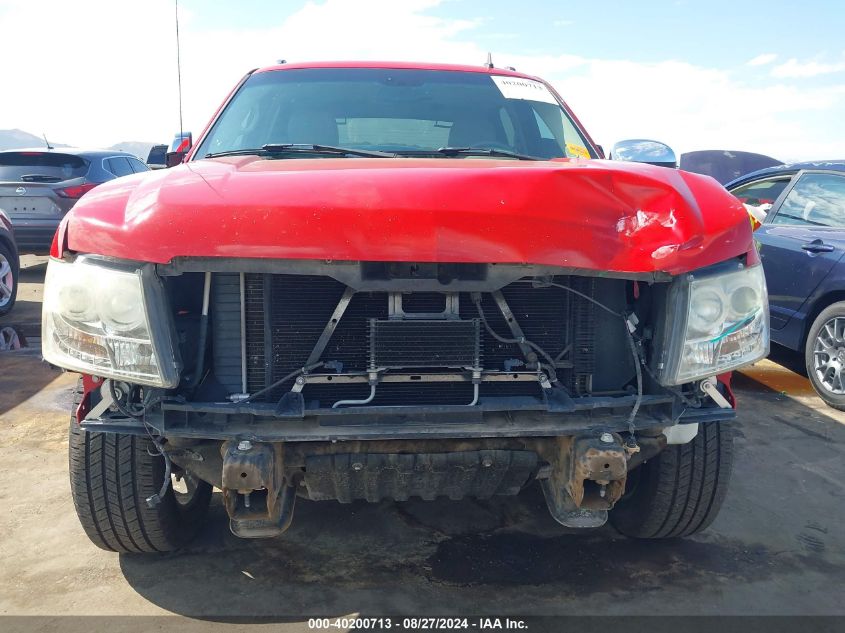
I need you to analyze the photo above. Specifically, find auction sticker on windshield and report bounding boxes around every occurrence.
[491,75,558,104]
[567,143,591,159]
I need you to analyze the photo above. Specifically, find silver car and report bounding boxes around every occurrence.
[0,148,150,254]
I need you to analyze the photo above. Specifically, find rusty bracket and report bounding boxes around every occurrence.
[568,435,627,508]
[221,440,296,538]
[538,433,628,528]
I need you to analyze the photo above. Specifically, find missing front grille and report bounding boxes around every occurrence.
[231,273,594,404]
[399,292,447,314]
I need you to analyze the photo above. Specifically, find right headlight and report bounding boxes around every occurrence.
[41,257,179,388]
[655,262,769,386]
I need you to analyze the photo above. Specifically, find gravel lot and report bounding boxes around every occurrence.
[1,256,843,625]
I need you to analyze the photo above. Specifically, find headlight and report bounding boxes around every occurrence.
[42,257,179,388]
[98,277,146,332]
[656,262,769,385]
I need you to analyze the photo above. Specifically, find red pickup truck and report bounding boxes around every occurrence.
[43,61,768,552]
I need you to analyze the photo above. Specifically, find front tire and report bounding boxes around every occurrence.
[805,302,845,411]
[610,423,733,538]
[68,384,212,553]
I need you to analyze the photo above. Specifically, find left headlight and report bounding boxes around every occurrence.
[42,257,179,388]
[655,262,769,386]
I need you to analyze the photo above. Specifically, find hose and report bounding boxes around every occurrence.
[623,317,643,442]
[332,384,376,409]
[108,380,144,418]
[145,441,172,508]
[517,281,643,445]
[467,383,480,407]
[520,280,622,318]
[103,380,175,508]
[472,294,561,386]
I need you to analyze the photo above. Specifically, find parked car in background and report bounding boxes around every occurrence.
[0,148,150,254]
[727,161,845,408]
[681,150,783,185]
[0,209,18,317]
[146,144,168,169]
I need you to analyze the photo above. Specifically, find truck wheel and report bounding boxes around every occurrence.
[610,423,733,538]
[0,241,18,317]
[68,383,212,553]
[805,302,845,411]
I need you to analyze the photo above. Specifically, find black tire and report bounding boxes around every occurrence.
[68,382,212,553]
[0,240,18,317]
[805,302,845,411]
[610,423,733,538]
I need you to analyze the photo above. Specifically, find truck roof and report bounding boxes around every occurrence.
[254,60,540,81]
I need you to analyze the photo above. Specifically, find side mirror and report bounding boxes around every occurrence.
[165,151,187,168]
[146,144,168,170]
[165,131,193,168]
[611,139,677,168]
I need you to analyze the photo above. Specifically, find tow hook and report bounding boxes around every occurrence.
[700,377,732,409]
[221,440,295,538]
[540,433,628,528]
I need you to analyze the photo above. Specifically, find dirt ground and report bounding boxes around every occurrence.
[1,257,844,625]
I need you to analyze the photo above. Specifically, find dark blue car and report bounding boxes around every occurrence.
[727,161,845,409]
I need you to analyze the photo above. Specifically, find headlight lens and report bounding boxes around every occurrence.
[657,263,769,385]
[688,287,726,335]
[41,257,178,387]
[58,283,98,322]
[98,277,146,332]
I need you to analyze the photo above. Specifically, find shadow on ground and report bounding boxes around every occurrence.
[0,299,42,326]
[19,259,47,281]
[768,343,808,378]
[0,350,65,416]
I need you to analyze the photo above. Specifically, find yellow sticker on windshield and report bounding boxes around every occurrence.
[566,143,590,159]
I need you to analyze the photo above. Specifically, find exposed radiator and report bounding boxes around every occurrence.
[211,274,598,406]
[369,319,482,369]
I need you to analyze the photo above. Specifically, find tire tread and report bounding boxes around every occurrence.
[610,423,733,539]
[68,381,211,553]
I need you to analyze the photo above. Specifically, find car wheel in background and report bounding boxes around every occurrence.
[0,242,18,317]
[806,302,845,411]
[0,326,25,350]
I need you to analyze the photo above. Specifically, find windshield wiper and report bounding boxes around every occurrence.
[396,147,541,161]
[266,144,396,157]
[205,144,395,159]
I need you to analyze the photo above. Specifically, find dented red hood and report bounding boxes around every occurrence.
[63,156,751,275]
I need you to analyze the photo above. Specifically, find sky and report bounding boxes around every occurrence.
[0,0,843,161]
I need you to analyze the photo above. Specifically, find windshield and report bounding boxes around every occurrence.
[194,68,596,160]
